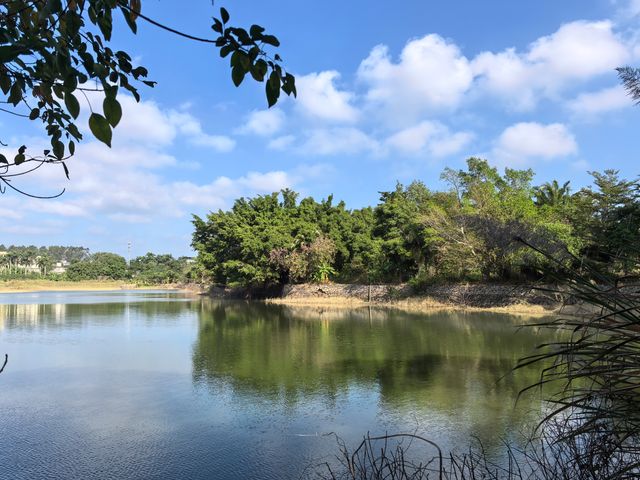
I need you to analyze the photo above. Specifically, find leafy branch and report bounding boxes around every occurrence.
[0,0,296,196]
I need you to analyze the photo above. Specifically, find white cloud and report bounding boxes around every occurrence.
[268,135,296,150]
[7,135,328,223]
[430,131,475,157]
[385,121,474,157]
[358,35,473,121]
[471,49,536,110]
[493,122,578,165]
[3,224,63,235]
[301,128,379,155]
[77,95,235,153]
[567,85,631,115]
[472,21,630,109]
[239,171,292,192]
[115,96,177,146]
[0,200,23,220]
[167,111,235,152]
[189,134,235,152]
[386,122,440,154]
[35,201,87,217]
[528,21,627,78]
[295,71,360,123]
[612,0,640,19]
[239,109,285,136]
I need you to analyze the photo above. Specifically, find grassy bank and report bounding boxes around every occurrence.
[264,296,554,315]
[258,282,564,315]
[0,279,182,293]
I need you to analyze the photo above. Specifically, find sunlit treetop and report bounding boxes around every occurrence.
[0,0,296,197]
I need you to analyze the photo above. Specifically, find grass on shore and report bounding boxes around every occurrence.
[265,295,556,315]
[0,279,180,293]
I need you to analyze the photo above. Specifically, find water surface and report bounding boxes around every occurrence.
[0,290,555,479]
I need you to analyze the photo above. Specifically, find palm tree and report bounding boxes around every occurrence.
[36,254,53,276]
[6,251,19,275]
[534,180,571,207]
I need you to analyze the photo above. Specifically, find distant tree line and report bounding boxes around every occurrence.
[0,245,193,284]
[192,158,640,288]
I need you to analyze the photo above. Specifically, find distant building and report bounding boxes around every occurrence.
[51,261,69,274]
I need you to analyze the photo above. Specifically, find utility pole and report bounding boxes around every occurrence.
[127,241,131,267]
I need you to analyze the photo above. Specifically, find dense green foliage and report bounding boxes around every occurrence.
[65,252,128,280]
[0,245,192,283]
[128,252,193,284]
[192,159,640,287]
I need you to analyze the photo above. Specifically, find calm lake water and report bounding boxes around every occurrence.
[0,290,556,479]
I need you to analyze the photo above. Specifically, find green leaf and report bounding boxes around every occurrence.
[266,71,280,107]
[103,97,122,127]
[62,162,70,180]
[53,140,65,160]
[231,50,250,70]
[120,5,138,33]
[97,15,113,41]
[282,73,297,97]
[250,60,268,82]
[29,108,40,120]
[131,66,148,78]
[250,25,265,39]
[89,113,112,147]
[65,93,80,119]
[261,35,280,47]
[220,7,230,23]
[69,140,76,156]
[0,46,22,63]
[220,44,234,58]
[0,154,7,164]
[8,82,22,105]
[0,72,11,94]
[231,65,246,87]
[14,153,25,166]
[104,85,118,99]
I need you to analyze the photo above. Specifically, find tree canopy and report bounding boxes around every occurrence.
[192,159,640,288]
[0,1,296,196]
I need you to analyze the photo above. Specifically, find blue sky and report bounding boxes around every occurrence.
[2,0,640,257]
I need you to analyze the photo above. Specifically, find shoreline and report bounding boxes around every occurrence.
[208,282,576,316]
[263,296,556,315]
[0,279,185,294]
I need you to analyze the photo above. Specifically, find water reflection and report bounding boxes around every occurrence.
[0,296,197,330]
[0,293,561,479]
[192,302,557,445]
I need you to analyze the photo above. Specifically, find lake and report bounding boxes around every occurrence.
[0,290,555,479]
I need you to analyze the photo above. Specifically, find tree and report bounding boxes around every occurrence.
[66,251,127,279]
[36,253,54,276]
[617,66,640,103]
[534,180,571,207]
[572,169,640,271]
[374,182,432,282]
[129,252,187,284]
[0,1,296,196]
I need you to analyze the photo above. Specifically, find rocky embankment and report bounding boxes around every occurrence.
[203,282,577,313]
[275,283,564,311]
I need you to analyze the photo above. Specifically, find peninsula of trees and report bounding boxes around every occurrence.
[192,158,639,288]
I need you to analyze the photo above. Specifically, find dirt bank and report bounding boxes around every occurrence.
[266,283,564,314]
[202,282,575,314]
